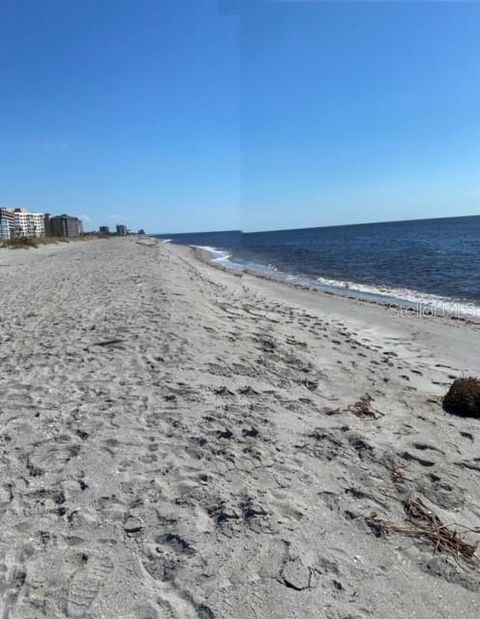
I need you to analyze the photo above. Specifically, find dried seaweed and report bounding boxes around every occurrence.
[389,463,406,485]
[327,393,382,418]
[365,497,480,562]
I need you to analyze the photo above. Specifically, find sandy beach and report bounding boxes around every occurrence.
[1,237,480,619]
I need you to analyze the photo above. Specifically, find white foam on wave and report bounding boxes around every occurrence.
[194,244,480,319]
[192,245,243,269]
[314,276,480,318]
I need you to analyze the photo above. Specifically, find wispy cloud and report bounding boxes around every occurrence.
[79,214,92,223]
[44,140,69,152]
[108,213,132,222]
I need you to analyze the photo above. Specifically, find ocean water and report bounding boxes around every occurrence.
[155,216,480,317]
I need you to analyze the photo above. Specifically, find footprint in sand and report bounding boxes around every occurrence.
[66,555,114,617]
[0,565,27,619]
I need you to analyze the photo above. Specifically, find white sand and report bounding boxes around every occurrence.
[1,237,480,618]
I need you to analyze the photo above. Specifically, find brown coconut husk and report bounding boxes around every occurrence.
[443,377,480,419]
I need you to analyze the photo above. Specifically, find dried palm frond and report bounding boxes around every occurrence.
[365,497,480,562]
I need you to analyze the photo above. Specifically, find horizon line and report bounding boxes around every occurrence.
[153,212,480,237]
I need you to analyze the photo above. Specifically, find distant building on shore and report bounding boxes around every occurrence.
[46,213,83,237]
[13,208,45,237]
[99,226,110,235]
[116,224,127,236]
[0,208,15,240]
[0,219,10,240]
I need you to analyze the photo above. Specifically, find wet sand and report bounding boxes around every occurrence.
[1,237,480,618]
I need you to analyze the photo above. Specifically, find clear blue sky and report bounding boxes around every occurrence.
[1,1,479,233]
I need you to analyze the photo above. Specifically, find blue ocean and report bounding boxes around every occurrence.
[155,216,480,316]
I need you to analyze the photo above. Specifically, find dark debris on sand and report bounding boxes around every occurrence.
[365,497,480,562]
[327,393,382,419]
[443,377,480,419]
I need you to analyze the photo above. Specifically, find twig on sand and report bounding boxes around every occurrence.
[242,304,280,323]
[365,497,480,562]
[389,462,406,485]
[326,393,382,418]
[217,302,279,323]
[93,339,125,347]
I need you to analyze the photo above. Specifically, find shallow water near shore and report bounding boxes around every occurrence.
[156,215,480,317]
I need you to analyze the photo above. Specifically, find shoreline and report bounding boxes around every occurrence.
[155,214,480,321]
[187,242,480,327]
[1,237,480,618]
